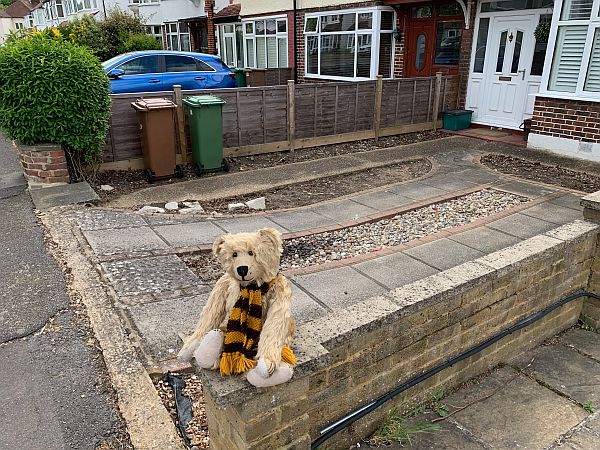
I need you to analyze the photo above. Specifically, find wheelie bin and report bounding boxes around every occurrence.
[131,98,184,183]
[182,95,228,176]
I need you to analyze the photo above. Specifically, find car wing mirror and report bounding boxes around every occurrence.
[108,68,125,79]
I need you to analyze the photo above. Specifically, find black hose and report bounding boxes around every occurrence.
[311,289,600,449]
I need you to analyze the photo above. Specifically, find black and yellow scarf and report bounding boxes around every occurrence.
[220,278,296,376]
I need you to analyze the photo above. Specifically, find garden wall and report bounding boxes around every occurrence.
[101,75,458,169]
[198,218,600,450]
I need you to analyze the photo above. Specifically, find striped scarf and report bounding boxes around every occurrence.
[220,278,296,376]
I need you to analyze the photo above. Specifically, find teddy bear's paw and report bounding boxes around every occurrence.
[177,336,202,362]
[194,329,224,369]
[247,363,293,388]
[256,357,276,378]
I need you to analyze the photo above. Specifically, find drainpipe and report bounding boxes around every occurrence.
[293,0,298,82]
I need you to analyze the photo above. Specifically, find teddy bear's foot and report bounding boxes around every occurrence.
[246,362,293,388]
[193,329,224,370]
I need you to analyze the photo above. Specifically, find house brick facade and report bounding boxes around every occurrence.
[532,98,600,144]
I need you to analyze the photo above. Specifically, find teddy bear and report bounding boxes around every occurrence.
[178,228,296,388]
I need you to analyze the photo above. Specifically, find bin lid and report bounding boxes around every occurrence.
[443,109,474,116]
[131,98,177,111]
[183,95,226,107]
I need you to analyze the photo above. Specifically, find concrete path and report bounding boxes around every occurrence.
[0,134,130,449]
[386,327,600,449]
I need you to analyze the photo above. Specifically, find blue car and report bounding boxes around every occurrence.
[102,51,237,94]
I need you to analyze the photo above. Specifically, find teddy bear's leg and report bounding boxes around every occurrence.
[193,329,224,370]
[246,361,293,388]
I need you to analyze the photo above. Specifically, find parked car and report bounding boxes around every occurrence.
[102,51,237,94]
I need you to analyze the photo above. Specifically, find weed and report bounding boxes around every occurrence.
[369,407,441,447]
[583,400,596,414]
[431,389,448,418]
[579,316,600,334]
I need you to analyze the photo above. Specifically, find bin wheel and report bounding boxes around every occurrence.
[194,163,203,176]
[175,165,185,179]
[144,169,155,183]
[222,159,230,172]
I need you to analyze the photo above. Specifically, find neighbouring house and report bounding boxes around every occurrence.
[0,0,35,42]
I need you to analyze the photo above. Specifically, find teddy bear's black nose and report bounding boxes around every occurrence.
[237,266,249,277]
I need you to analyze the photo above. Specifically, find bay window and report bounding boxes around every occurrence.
[243,17,288,68]
[304,8,395,81]
[164,22,191,52]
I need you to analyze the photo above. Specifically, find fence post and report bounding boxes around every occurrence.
[432,72,443,131]
[288,80,296,154]
[374,75,383,142]
[173,85,188,164]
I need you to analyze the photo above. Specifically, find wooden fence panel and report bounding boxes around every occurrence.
[294,84,318,139]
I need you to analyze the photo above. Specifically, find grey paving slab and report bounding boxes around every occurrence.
[561,328,600,361]
[84,227,168,256]
[452,168,501,184]
[154,221,225,247]
[291,266,387,310]
[29,181,99,210]
[585,413,600,434]
[310,199,378,223]
[351,190,414,211]
[486,212,558,239]
[0,171,26,199]
[511,343,600,406]
[268,210,333,232]
[496,180,557,198]
[101,255,203,299]
[213,215,288,234]
[519,202,583,225]
[448,367,586,449]
[448,226,523,254]
[353,252,439,289]
[290,284,329,324]
[403,238,485,271]
[556,427,600,449]
[73,209,147,231]
[420,175,479,192]
[433,151,475,168]
[127,294,207,361]
[549,193,585,211]
[388,182,448,201]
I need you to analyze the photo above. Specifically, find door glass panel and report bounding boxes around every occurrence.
[496,30,508,72]
[118,56,160,75]
[531,15,551,76]
[474,18,490,73]
[510,30,523,73]
[435,21,462,65]
[416,33,426,70]
[561,0,593,20]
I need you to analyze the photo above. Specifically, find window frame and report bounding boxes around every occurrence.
[303,6,396,82]
[539,0,600,100]
[242,14,289,69]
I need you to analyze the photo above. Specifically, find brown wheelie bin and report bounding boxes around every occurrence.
[131,98,184,183]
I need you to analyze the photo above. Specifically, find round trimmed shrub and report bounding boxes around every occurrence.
[0,33,111,162]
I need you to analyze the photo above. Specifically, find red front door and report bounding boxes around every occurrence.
[405,21,435,77]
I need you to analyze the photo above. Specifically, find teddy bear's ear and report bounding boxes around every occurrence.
[258,228,283,254]
[212,235,227,259]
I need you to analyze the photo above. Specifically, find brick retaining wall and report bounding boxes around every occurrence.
[17,142,69,184]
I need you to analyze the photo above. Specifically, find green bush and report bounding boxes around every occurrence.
[118,32,163,54]
[97,8,149,61]
[0,33,111,164]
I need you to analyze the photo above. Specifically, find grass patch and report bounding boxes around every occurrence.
[584,400,596,414]
[579,316,600,334]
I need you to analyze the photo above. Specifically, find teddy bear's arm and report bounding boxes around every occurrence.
[177,274,231,361]
[256,275,293,372]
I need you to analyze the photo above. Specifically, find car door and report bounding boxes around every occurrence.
[110,55,163,94]
[164,54,215,90]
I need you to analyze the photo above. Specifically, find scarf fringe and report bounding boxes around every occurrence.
[282,346,296,366]
[220,351,256,376]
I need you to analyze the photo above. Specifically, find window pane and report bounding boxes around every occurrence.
[179,22,189,33]
[481,0,553,12]
[306,36,319,74]
[511,30,523,73]
[321,13,355,32]
[549,25,587,92]
[277,19,286,33]
[439,3,462,16]
[225,36,234,66]
[256,21,265,35]
[197,61,214,71]
[236,24,244,67]
[584,29,600,92]
[378,33,393,77]
[256,36,267,67]
[245,22,254,34]
[321,34,355,77]
[416,34,426,70]
[381,11,394,30]
[305,17,318,33]
[166,55,196,72]
[118,56,160,75]
[180,34,190,52]
[357,13,372,30]
[246,39,255,67]
[278,37,288,67]
[356,34,371,77]
[267,36,277,67]
[224,24,233,34]
[266,19,276,35]
[435,21,462,65]
[473,18,490,73]
[412,6,432,18]
[496,30,508,72]
[561,0,593,20]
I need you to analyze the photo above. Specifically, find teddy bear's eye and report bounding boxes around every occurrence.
[232,252,238,258]
[248,250,254,256]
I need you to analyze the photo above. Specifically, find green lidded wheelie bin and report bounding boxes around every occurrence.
[182,95,229,176]
[233,68,247,87]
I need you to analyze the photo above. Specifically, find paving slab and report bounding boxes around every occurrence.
[421,175,479,192]
[447,367,586,449]
[213,215,288,234]
[353,252,439,289]
[127,294,208,361]
[511,343,600,406]
[561,328,600,361]
[290,284,329,324]
[403,238,485,271]
[310,199,378,223]
[496,180,557,198]
[486,212,558,239]
[448,226,523,254]
[388,182,448,201]
[519,202,583,225]
[101,255,203,300]
[0,171,26,199]
[291,266,387,310]
[268,210,333,232]
[556,427,600,449]
[153,221,225,247]
[73,209,147,231]
[454,168,501,184]
[351,190,414,211]
[29,181,99,210]
[549,193,585,211]
[84,226,168,256]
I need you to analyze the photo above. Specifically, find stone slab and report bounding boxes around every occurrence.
[421,175,479,192]
[556,427,600,449]
[581,191,600,211]
[101,255,203,299]
[84,226,168,256]
[29,181,99,210]
[353,252,439,289]
[486,212,558,239]
[268,210,333,233]
[511,342,600,406]
[351,190,414,211]
[561,328,600,361]
[448,367,586,449]
[213,215,288,234]
[127,294,208,361]
[291,266,387,310]
[72,209,147,231]
[454,168,500,184]
[519,203,583,225]
[403,238,485,271]
[153,221,225,247]
[549,194,585,212]
[388,182,447,201]
[496,180,557,198]
[448,226,522,254]
[290,284,329,324]
[310,199,378,223]
[0,171,26,199]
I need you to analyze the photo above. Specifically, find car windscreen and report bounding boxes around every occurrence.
[102,55,126,69]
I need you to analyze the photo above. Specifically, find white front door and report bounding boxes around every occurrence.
[467,15,537,130]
